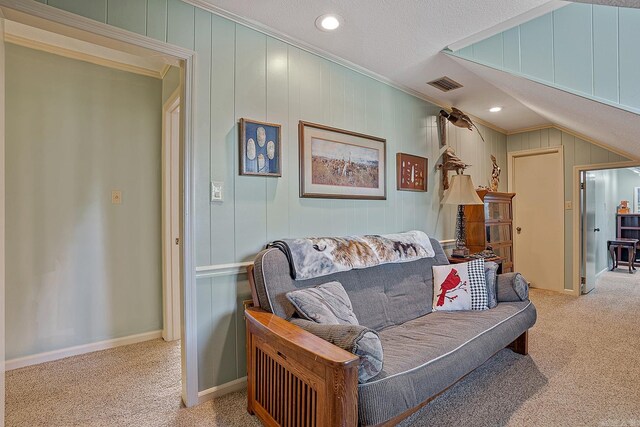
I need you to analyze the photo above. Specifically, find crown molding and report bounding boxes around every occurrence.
[182,0,508,136]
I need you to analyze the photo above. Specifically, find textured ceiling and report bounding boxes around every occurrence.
[195,0,554,131]
[195,0,639,157]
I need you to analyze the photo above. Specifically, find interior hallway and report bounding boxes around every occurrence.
[7,272,640,426]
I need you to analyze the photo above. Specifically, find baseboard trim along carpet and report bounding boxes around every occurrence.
[197,377,247,405]
[5,330,163,371]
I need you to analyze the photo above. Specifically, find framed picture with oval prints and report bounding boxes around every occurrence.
[239,118,282,177]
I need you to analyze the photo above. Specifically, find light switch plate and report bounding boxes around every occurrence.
[211,181,224,202]
[564,200,572,210]
[112,190,122,205]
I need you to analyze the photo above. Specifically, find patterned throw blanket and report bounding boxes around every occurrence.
[268,230,435,280]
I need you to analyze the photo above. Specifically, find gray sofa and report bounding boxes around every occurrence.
[245,238,536,426]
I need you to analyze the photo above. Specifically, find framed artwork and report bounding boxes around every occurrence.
[396,153,428,192]
[239,118,282,177]
[299,121,386,200]
[634,187,640,213]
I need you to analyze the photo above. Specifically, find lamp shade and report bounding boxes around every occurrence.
[442,174,484,205]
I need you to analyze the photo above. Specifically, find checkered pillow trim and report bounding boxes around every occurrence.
[468,258,488,310]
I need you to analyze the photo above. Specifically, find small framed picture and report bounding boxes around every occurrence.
[239,118,282,177]
[396,153,428,192]
[299,121,386,200]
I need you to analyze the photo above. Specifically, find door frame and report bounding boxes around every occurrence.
[0,9,6,426]
[507,146,565,285]
[162,89,181,342]
[0,0,200,407]
[572,161,640,296]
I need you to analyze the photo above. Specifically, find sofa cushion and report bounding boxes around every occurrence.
[357,301,537,426]
[286,281,359,325]
[253,237,450,330]
[290,318,383,383]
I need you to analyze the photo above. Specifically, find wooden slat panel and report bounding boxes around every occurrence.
[107,0,146,35]
[146,0,167,42]
[48,0,107,22]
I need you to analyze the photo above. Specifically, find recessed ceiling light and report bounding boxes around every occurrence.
[315,14,341,31]
[489,107,502,113]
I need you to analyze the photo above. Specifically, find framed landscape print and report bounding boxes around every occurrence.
[240,118,282,177]
[396,153,428,192]
[299,121,386,199]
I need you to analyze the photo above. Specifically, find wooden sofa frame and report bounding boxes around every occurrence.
[245,264,529,427]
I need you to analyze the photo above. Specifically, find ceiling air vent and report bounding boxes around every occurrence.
[427,76,463,92]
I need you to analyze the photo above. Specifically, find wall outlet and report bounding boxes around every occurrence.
[112,190,122,205]
[564,200,572,210]
[211,181,224,202]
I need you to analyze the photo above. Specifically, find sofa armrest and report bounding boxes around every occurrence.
[290,318,384,383]
[246,307,359,367]
[245,307,358,427]
[496,272,529,302]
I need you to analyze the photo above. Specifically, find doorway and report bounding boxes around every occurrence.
[0,0,199,409]
[576,164,640,294]
[508,147,565,292]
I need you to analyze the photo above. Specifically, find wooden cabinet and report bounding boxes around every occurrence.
[464,190,516,273]
[616,214,640,263]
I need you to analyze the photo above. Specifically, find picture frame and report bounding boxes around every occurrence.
[634,187,640,213]
[299,121,386,200]
[239,118,282,177]
[396,153,428,192]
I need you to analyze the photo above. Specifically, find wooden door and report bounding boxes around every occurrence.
[511,150,565,292]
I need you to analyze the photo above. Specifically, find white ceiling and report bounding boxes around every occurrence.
[196,0,639,158]
[195,0,558,130]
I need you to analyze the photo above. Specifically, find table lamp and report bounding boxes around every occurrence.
[442,174,484,257]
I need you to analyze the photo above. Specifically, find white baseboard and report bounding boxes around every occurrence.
[596,267,609,279]
[197,376,247,405]
[5,330,163,371]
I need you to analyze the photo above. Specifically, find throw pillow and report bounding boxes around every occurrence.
[484,261,499,309]
[433,259,488,311]
[286,281,359,325]
[289,318,383,383]
[513,273,529,300]
[432,263,471,311]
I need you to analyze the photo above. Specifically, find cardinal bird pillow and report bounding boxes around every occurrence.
[432,259,488,311]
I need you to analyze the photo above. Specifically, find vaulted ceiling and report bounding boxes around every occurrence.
[194,0,640,157]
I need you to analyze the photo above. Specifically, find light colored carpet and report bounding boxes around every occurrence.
[6,271,640,426]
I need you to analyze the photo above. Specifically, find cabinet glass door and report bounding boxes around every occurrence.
[485,202,511,221]
[486,224,512,244]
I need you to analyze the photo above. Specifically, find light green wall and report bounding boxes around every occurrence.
[507,128,629,291]
[453,3,640,115]
[5,44,163,360]
[162,65,180,104]
[40,0,508,392]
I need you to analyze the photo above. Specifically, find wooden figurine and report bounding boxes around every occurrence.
[438,107,485,142]
[438,147,470,190]
[489,154,501,192]
[618,200,630,214]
